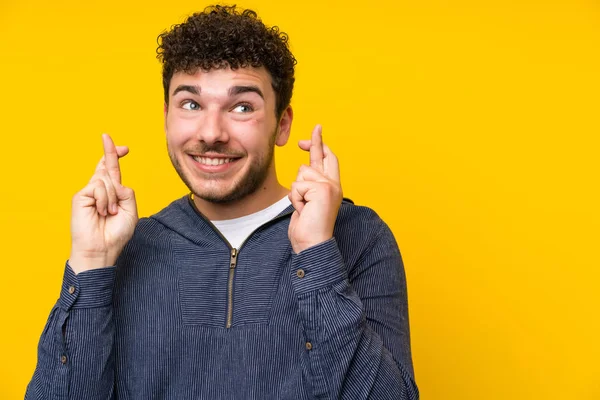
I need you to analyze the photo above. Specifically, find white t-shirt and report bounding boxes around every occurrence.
[211,196,292,249]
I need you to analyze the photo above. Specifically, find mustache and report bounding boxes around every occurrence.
[187,143,244,158]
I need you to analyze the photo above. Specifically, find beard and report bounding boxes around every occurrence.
[168,131,277,204]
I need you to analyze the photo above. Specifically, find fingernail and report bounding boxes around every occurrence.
[111,204,118,213]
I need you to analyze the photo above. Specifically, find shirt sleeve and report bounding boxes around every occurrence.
[25,262,117,400]
[290,226,419,399]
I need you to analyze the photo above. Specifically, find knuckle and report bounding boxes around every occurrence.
[93,183,106,195]
[90,178,104,187]
[72,191,82,202]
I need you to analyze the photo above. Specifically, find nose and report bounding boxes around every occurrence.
[197,108,229,145]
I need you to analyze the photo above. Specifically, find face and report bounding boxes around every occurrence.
[165,67,291,204]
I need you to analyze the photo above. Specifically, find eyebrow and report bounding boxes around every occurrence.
[172,84,201,97]
[228,85,264,100]
[171,84,264,100]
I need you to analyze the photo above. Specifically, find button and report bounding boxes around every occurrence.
[296,269,305,278]
[68,286,75,294]
[60,355,67,364]
[305,342,313,350]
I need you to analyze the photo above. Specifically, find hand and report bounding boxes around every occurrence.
[69,134,138,274]
[288,125,343,253]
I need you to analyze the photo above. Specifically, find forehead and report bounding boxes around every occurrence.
[169,66,273,96]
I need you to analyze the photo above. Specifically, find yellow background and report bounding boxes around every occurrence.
[1,0,598,398]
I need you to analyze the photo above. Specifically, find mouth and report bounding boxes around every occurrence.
[188,154,241,173]
[192,156,237,166]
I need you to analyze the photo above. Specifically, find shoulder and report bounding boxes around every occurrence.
[335,197,388,238]
[125,195,192,248]
[334,198,398,260]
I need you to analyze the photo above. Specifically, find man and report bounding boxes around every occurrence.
[27,5,418,399]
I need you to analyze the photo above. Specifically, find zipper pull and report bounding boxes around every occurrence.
[230,248,238,269]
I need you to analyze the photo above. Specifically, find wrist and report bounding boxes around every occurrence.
[292,235,333,254]
[68,251,113,274]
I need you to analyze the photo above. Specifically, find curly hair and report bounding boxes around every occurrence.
[157,5,297,119]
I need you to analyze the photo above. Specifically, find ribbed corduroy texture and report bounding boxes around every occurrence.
[26,195,419,399]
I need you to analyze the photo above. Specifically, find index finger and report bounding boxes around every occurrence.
[310,124,324,173]
[102,133,122,184]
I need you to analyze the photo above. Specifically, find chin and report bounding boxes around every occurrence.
[193,171,267,205]
[171,149,272,206]
[193,186,241,204]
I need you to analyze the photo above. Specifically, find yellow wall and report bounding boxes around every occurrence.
[1,0,598,398]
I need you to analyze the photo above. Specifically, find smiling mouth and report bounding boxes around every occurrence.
[192,156,238,166]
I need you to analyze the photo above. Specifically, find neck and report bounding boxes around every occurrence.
[192,175,289,221]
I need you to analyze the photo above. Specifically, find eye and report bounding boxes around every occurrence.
[232,103,253,113]
[181,100,200,110]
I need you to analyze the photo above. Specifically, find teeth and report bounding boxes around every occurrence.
[193,156,233,166]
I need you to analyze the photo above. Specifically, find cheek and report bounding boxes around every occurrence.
[234,124,267,152]
[227,115,272,152]
[166,114,198,148]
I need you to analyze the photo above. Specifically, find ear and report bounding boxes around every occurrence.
[275,106,293,147]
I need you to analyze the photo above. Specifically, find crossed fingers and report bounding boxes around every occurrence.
[290,125,342,213]
[88,134,129,216]
[297,124,340,182]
